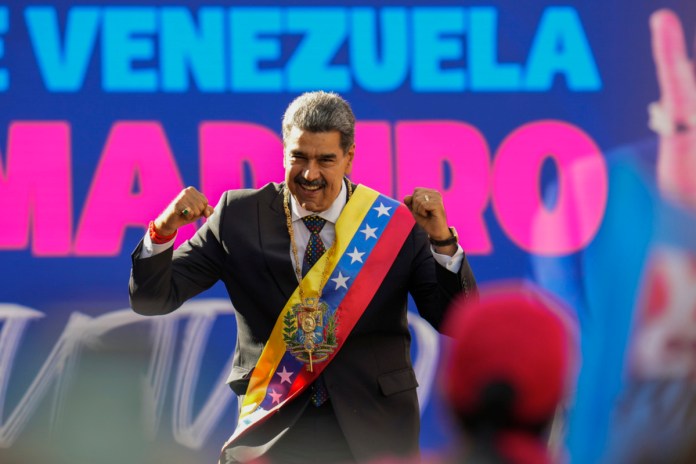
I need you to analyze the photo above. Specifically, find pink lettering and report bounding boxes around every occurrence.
[74,122,192,256]
[199,122,284,207]
[351,122,393,196]
[1,118,608,257]
[0,122,72,256]
[492,120,607,254]
[395,121,492,253]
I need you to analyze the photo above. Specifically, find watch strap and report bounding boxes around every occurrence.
[429,227,458,247]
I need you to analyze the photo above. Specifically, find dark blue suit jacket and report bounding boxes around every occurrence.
[129,182,477,462]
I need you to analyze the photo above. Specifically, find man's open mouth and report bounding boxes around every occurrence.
[300,183,323,191]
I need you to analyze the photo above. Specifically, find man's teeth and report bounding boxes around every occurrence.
[303,185,322,191]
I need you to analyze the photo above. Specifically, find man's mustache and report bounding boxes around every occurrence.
[294,176,326,188]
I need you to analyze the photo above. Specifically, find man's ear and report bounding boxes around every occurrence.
[344,144,356,175]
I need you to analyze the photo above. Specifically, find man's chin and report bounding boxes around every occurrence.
[294,188,327,211]
[299,199,325,212]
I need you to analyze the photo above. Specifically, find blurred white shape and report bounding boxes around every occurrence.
[408,311,440,412]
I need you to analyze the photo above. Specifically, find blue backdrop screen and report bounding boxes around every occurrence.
[1,1,694,462]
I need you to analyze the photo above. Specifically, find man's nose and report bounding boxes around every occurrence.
[303,160,320,180]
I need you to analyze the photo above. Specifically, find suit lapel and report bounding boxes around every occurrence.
[259,185,296,302]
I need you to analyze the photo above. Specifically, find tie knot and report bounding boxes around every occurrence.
[302,215,326,235]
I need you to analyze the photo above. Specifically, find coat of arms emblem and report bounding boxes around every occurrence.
[283,298,338,371]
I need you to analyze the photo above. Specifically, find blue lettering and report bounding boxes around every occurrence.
[469,8,521,91]
[0,7,7,91]
[102,8,157,92]
[19,6,603,94]
[350,8,408,92]
[230,8,282,92]
[412,8,466,92]
[161,7,225,92]
[286,8,349,92]
[525,7,601,91]
[25,6,99,92]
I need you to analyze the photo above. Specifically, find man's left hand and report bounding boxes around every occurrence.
[404,188,457,256]
[650,9,696,209]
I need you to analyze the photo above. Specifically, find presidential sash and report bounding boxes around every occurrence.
[223,185,415,446]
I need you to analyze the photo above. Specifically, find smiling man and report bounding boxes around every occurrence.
[128,91,477,464]
[283,128,354,213]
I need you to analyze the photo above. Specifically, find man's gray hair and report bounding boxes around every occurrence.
[282,91,356,154]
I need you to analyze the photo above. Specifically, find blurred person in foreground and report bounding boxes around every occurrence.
[439,282,577,464]
[530,7,696,463]
[128,91,478,464]
[600,8,696,463]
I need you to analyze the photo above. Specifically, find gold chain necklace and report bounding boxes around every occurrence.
[282,178,353,306]
[282,178,353,371]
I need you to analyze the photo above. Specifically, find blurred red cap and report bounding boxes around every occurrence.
[442,281,577,425]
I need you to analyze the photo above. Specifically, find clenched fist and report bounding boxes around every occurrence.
[153,186,214,236]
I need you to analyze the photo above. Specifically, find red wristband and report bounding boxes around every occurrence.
[149,220,176,244]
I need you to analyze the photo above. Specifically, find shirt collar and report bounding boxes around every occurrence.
[289,180,347,224]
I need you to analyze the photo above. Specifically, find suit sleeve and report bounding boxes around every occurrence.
[128,192,229,315]
[408,225,477,331]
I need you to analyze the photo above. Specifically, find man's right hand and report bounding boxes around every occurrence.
[153,186,214,236]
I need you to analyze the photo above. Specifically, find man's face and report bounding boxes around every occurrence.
[284,127,354,212]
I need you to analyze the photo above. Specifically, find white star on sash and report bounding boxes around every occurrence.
[269,389,283,404]
[276,366,293,384]
[373,202,392,217]
[331,271,350,290]
[347,247,365,264]
[360,224,378,240]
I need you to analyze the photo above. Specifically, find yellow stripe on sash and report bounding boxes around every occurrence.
[239,186,379,417]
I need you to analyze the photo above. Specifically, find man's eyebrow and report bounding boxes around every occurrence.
[290,150,337,158]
